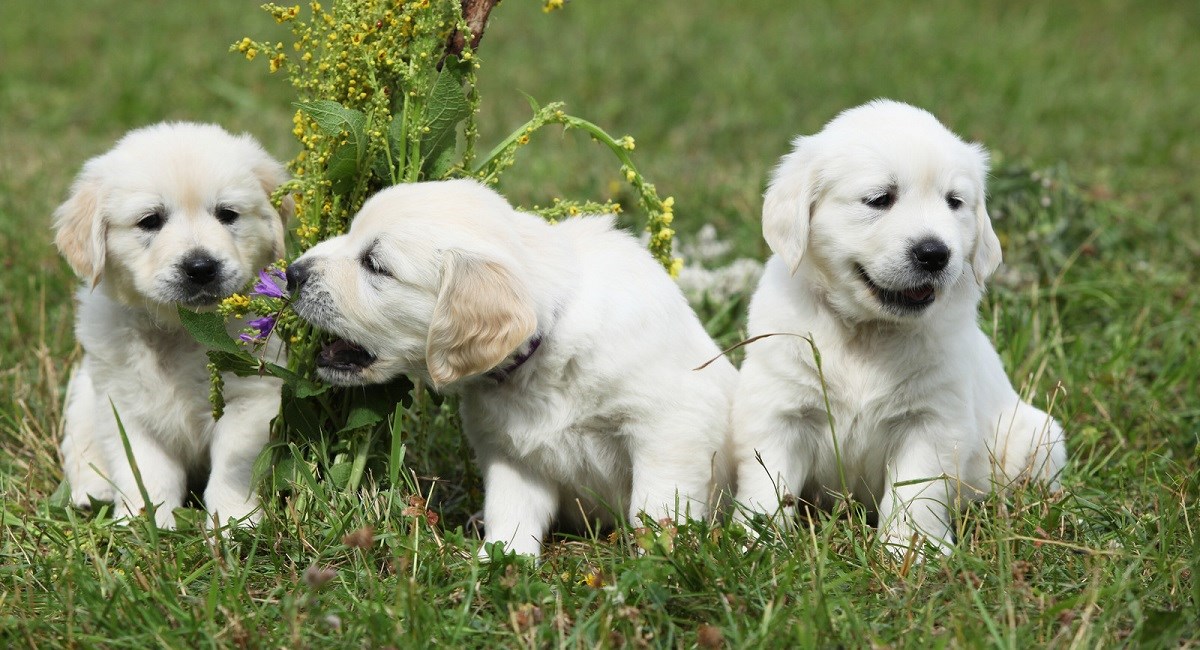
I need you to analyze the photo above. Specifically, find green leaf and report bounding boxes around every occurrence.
[205,350,326,398]
[420,59,471,178]
[281,385,324,440]
[271,456,298,492]
[180,305,328,398]
[327,462,353,489]
[206,350,260,375]
[326,143,360,194]
[48,480,71,509]
[337,376,414,434]
[296,100,366,147]
[178,308,241,354]
[297,100,369,189]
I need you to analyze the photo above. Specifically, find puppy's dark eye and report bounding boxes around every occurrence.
[137,210,165,231]
[360,252,387,276]
[216,207,240,224]
[946,194,964,210]
[863,191,895,210]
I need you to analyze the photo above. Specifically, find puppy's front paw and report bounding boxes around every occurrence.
[879,524,952,563]
[203,489,262,529]
[478,539,539,563]
[115,501,178,530]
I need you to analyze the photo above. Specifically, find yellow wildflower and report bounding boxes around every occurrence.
[669,257,684,278]
[222,294,251,311]
[543,0,565,13]
[581,570,603,588]
[618,135,635,150]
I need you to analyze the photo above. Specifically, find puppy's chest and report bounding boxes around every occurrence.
[802,348,949,440]
[464,391,631,484]
[94,328,217,444]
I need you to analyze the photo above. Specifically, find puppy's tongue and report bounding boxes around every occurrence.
[901,286,934,302]
[317,339,376,369]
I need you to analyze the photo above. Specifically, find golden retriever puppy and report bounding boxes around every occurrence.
[54,122,290,528]
[733,100,1066,555]
[286,179,737,557]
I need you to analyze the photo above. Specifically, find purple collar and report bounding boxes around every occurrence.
[486,335,543,382]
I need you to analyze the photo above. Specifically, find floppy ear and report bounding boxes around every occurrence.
[52,174,106,286]
[248,148,293,259]
[425,251,538,388]
[972,200,1002,285]
[762,137,816,274]
[238,132,294,228]
[969,146,1002,285]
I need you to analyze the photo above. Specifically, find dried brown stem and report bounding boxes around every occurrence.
[446,0,501,59]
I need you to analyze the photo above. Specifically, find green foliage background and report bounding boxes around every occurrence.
[1,0,1197,647]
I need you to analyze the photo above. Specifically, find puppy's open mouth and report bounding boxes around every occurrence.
[317,339,377,373]
[855,264,935,312]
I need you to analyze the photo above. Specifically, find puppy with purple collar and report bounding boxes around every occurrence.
[287,179,737,558]
[733,101,1066,555]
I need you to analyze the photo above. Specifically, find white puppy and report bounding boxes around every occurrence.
[733,100,1066,554]
[54,122,290,528]
[286,179,737,557]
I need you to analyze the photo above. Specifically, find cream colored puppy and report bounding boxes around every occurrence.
[55,122,290,528]
[733,100,1066,554]
[286,179,737,557]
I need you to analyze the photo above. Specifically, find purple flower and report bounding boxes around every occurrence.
[239,315,277,343]
[251,268,287,299]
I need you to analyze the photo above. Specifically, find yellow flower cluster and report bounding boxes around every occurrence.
[218,293,251,319]
[542,0,565,13]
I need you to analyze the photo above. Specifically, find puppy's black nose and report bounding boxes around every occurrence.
[286,260,310,294]
[181,252,220,285]
[911,238,951,273]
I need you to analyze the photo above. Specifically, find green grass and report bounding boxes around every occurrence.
[2,0,1198,647]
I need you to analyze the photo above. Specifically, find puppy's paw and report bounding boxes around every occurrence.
[68,476,115,510]
[202,494,263,530]
[114,502,178,530]
[479,538,540,563]
[879,526,952,564]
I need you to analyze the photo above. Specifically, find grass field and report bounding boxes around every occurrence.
[2,0,1198,647]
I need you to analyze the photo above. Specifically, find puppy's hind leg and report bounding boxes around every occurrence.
[60,364,114,508]
[991,400,1067,493]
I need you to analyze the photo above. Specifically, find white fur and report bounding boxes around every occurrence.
[54,122,290,528]
[288,179,738,557]
[733,100,1066,555]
